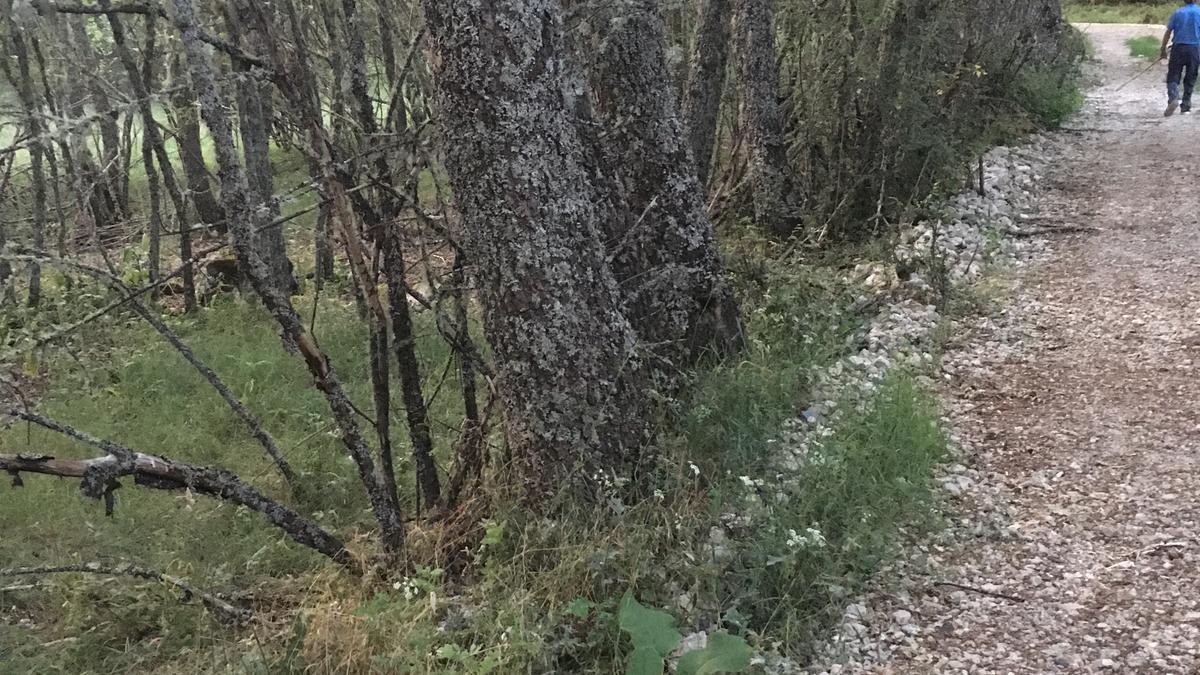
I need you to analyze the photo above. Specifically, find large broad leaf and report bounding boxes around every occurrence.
[676,632,754,675]
[626,646,667,675]
[618,593,683,655]
[618,593,682,675]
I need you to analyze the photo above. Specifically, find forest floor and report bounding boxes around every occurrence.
[837,24,1200,674]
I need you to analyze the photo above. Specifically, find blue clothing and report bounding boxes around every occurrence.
[1169,4,1200,46]
[1168,43,1200,107]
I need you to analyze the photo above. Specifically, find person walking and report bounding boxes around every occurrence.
[1162,0,1200,116]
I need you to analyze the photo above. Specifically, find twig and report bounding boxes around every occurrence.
[0,562,251,623]
[933,581,1026,603]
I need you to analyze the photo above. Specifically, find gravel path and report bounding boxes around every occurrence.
[821,24,1200,674]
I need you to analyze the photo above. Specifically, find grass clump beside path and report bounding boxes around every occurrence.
[1127,35,1163,59]
[1067,2,1175,25]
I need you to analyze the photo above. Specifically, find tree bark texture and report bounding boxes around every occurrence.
[592,1,744,370]
[7,26,45,307]
[681,0,732,189]
[734,0,800,238]
[422,0,653,496]
[170,55,226,229]
[227,0,294,298]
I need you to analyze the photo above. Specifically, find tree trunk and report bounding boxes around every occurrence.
[734,0,800,238]
[422,0,653,497]
[68,18,127,221]
[101,2,198,311]
[681,0,733,189]
[227,0,295,298]
[170,56,226,229]
[591,1,744,371]
[141,18,162,284]
[7,27,45,307]
[170,0,406,554]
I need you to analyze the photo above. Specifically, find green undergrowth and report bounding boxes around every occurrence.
[1067,2,1176,24]
[1126,34,1162,59]
[0,231,951,673]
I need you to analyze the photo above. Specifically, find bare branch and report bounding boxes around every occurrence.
[0,562,251,623]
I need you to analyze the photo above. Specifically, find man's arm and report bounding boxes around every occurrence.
[1163,28,1174,60]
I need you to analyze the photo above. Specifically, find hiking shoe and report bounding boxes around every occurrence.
[1167,98,1181,117]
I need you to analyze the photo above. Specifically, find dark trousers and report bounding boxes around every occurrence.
[1168,43,1200,111]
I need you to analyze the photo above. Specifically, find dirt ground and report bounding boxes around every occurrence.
[866,24,1200,674]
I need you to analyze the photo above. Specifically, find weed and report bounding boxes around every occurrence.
[1126,35,1163,60]
[1066,2,1176,25]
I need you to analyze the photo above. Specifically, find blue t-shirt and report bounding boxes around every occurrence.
[1170,4,1200,45]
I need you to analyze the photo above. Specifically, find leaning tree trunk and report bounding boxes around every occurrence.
[170,55,226,229]
[681,0,733,189]
[591,0,744,373]
[422,0,653,497]
[734,0,800,238]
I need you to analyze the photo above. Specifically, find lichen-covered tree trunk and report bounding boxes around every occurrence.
[68,18,127,221]
[228,0,295,298]
[734,0,800,238]
[170,55,225,229]
[422,0,653,496]
[681,0,733,188]
[591,1,744,371]
[7,27,44,307]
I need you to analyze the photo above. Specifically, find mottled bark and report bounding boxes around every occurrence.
[102,1,197,311]
[68,18,126,220]
[681,0,732,188]
[170,55,225,229]
[141,19,161,283]
[7,27,45,307]
[422,0,653,495]
[170,0,406,554]
[592,1,744,369]
[227,0,294,297]
[734,0,800,237]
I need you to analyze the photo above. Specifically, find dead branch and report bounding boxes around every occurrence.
[0,562,250,623]
[1,409,352,569]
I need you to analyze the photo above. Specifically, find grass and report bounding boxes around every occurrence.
[1066,2,1176,24]
[1126,34,1163,59]
[0,233,952,672]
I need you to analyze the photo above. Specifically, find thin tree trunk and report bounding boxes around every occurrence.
[226,0,294,297]
[341,0,440,508]
[422,0,653,497]
[101,2,198,312]
[141,17,162,283]
[591,0,744,371]
[7,27,45,307]
[734,0,800,237]
[170,0,406,554]
[68,18,127,221]
[681,0,733,188]
[170,56,226,229]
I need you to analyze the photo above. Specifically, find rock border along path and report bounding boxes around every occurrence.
[802,23,1200,675]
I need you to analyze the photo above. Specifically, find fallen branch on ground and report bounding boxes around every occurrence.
[0,562,250,623]
[1004,224,1100,237]
[1,408,353,569]
[932,581,1026,603]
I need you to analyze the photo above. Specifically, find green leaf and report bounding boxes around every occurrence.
[618,593,682,656]
[565,597,595,619]
[676,633,753,675]
[626,646,666,675]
